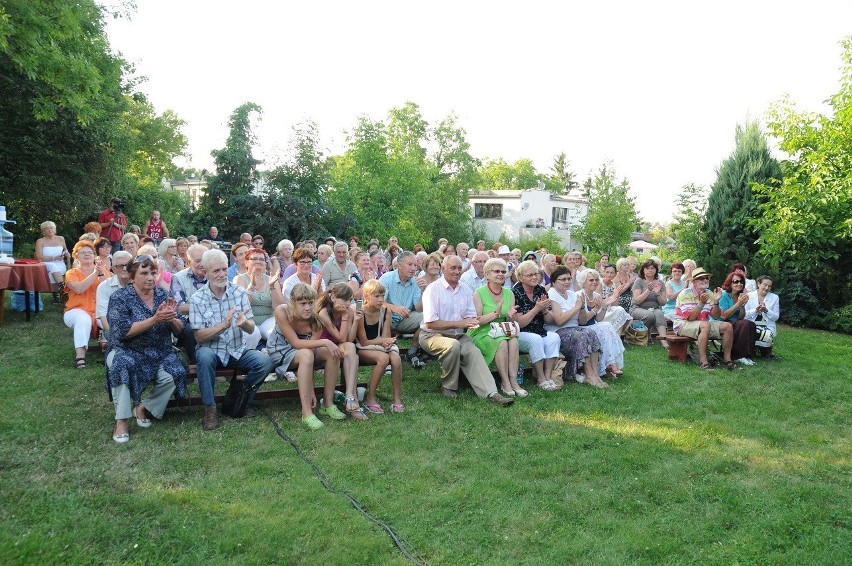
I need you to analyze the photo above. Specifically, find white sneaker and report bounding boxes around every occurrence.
[736,358,755,366]
[264,372,277,382]
[284,371,297,382]
[384,364,392,375]
[574,374,586,384]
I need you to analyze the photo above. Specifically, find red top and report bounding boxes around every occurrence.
[97,208,125,242]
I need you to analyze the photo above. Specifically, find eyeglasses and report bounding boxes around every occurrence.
[556,277,572,282]
[297,260,312,265]
[113,263,129,271]
[731,280,744,284]
[251,257,266,262]
[491,269,507,274]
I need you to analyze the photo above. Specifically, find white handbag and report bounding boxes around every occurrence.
[488,320,520,338]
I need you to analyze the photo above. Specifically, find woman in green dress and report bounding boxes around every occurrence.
[467,258,526,397]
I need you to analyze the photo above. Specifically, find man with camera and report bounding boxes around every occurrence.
[98,197,127,254]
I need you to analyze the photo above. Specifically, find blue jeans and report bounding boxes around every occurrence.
[195,347,273,407]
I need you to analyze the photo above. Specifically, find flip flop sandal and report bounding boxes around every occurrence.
[390,403,405,413]
[345,397,369,420]
[363,402,384,414]
[75,357,87,370]
[700,362,714,371]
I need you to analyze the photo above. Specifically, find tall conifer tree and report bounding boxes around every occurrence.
[699,121,781,278]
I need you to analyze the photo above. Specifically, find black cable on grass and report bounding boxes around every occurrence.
[261,407,427,566]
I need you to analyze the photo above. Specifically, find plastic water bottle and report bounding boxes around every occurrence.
[517,361,525,385]
[333,390,346,409]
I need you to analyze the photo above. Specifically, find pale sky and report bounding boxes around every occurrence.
[105,1,852,223]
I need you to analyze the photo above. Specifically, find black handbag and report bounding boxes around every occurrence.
[221,376,257,418]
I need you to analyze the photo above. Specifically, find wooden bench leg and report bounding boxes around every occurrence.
[667,338,691,362]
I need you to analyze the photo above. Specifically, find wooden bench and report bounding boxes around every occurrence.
[168,363,368,408]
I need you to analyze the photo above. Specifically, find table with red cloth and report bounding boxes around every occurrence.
[0,263,53,324]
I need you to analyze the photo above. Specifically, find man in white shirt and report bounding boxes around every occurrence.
[457,242,470,270]
[96,251,133,337]
[460,251,488,291]
[419,255,513,405]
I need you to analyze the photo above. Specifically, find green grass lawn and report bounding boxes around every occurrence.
[0,297,850,565]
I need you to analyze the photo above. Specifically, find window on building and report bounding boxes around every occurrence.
[474,203,502,219]
[552,207,569,223]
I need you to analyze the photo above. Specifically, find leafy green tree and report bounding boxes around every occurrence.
[575,163,639,256]
[262,120,332,242]
[196,102,263,239]
[0,0,125,125]
[753,36,852,308]
[670,183,708,260]
[0,0,124,244]
[699,120,781,278]
[0,1,191,247]
[328,102,477,248]
[477,158,541,190]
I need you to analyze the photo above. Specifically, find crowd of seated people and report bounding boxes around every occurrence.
[34,207,787,441]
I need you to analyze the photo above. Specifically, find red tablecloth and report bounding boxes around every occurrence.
[0,263,53,292]
[0,263,53,325]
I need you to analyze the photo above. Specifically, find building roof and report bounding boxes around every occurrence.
[469,189,586,203]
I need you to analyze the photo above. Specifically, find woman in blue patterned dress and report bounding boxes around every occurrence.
[107,255,187,444]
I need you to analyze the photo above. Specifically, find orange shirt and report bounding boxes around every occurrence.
[64,268,108,316]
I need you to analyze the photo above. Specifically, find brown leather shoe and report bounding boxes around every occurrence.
[487,392,515,406]
[441,387,458,399]
[202,406,219,430]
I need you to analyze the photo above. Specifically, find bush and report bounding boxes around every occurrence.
[777,278,825,327]
[815,303,852,335]
[497,228,568,258]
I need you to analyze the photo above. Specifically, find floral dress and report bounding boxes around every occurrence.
[601,279,632,332]
[106,285,187,404]
[581,291,625,374]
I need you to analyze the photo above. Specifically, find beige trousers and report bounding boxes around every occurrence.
[419,331,497,398]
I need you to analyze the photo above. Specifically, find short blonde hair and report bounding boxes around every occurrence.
[483,257,506,275]
[576,269,601,287]
[362,279,386,297]
[515,259,540,278]
[40,221,56,231]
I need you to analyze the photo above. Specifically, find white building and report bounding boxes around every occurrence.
[469,188,588,250]
[167,176,207,210]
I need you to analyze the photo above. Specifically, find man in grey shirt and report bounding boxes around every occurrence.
[321,241,357,287]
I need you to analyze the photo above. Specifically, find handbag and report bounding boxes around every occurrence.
[221,375,260,418]
[624,321,649,346]
[488,320,520,338]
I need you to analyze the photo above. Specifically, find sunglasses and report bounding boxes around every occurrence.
[132,254,153,264]
[731,279,744,284]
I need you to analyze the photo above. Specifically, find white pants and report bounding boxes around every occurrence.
[244,318,277,350]
[518,331,561,363]
[64,308,92,349]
